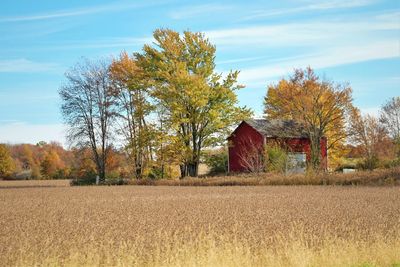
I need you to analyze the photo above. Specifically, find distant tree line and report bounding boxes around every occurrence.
[0,142,132,180]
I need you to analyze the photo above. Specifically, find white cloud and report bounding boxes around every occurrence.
[0,59,59,73]
[239,40,399,83]
[0,1,159,22]
[241,0,377,20]
[207,11,400,83]
[169,3,233,20]
[0,123,66,147]
[206,18,398,47]
[307,0,376,9]
[38,37,152,51]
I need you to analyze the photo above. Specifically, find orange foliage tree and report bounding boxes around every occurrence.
[109,52,155,178]
[264,67,353,170]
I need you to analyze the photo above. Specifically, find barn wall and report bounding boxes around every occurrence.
[228,122,264,172]
[278,137,327,170]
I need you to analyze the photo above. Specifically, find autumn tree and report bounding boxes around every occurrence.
[380,97,400,155]
[349,108,395,169]
[40,150,65,179]
[138,29,251,177]
[264,67,353,170]
[16,144,41,178]
[70,148,97,179]
[0,144,15,178]
[59,59,117,182]
[109,52,155,178]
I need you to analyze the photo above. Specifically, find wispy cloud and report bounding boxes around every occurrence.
[239,41,399,83]
[169,3,233,20]
[34,37,152,51]
[241,0,377,21]
[206,10,400,84]
[0,59,59,73]
[217,56,271,65]
[206,16,398,47]
[0,1,159,22]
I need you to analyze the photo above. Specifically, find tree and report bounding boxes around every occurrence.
[264,67,353,170]
[236,137,265,173]
[71,148,97,179]
[380,97,400,153]
[0,144,14,178]
[138,29,251,177]
[59,59,117,182]
[40,150,65,179]
[349,108,396,169]
[109,52,155,178]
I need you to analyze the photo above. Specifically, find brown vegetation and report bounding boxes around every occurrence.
[114,167,400,186]
[0,182,399,266]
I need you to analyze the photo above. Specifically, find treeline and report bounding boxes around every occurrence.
[0,142,132,180]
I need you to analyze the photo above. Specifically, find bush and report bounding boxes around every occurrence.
[203,149,228,175]
[264,145,288,173]
[357,156,380,170]
[70,171,97,186]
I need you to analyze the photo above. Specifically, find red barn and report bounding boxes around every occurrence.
[227,119,327,173]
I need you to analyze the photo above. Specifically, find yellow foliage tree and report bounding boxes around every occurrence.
[0,144,15,178]
[138,29,251,177]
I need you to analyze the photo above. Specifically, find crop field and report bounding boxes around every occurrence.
[0,180,399,266]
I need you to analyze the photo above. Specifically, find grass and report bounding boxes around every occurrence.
[121,167,400,186]
[0,183,399,266]
[12,230,400,267]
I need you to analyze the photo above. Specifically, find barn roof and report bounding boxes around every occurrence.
[244,119,308,138]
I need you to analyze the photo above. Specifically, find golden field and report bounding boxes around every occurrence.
[0,180,399,266]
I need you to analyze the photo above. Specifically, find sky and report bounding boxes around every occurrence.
[0,0,399,146]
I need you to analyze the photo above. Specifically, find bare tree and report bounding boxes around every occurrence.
[349,108,395,169]
[236,138,265,173]
[380,97,400,143]
[59,59,117,182]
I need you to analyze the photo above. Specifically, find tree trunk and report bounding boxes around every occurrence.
[187,162,198,177]
[309,135,322,171]
[180,164,188,179]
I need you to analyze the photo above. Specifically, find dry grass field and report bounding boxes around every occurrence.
[0,180,399,266]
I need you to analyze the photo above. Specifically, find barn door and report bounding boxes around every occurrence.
[287,153,306,174]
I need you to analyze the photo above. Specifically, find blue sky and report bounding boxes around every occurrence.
[0,0,399,146]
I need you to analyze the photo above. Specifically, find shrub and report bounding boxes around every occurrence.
[70,171,97,186]
[357,156,380,170]
[264,145,288,173]
[203,148,228,175]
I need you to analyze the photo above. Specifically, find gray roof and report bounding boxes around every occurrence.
[244,119,308,138]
